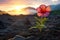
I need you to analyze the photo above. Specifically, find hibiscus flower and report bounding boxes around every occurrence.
[36,4,51,17]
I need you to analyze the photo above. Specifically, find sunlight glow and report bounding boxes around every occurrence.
[15,6,21,10]
[13,5,27,10]
[7,5,37,15]
[7,5,28,15]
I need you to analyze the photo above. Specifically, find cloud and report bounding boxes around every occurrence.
[0,0,60,5]
[0,0,60,11]
[0,0,9,4]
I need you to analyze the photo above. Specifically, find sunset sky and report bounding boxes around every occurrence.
[0,0,60,11]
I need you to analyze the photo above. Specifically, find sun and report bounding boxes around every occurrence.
[13,6,23,11]
[14,5,27,10]
[7,5,29,15]
[15,6,21,10]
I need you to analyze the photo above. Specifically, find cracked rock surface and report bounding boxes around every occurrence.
[0,14,60,40]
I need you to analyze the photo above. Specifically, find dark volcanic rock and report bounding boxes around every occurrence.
[0,14,36,40]
[0,14,60,40]
[7,15,36,37]
[12,35,25,40]
[40,15,60,40]
[0,21,7,29]
[45,15,60,28]
[26,36,39,40]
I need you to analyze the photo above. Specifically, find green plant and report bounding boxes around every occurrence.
[29,17,48,32]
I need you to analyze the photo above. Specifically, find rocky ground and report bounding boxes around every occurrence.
[0,14,60,40]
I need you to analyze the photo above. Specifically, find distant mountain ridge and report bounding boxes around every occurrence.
[7,7,37,15]
[50,4,60,10]
[0,10,8,15]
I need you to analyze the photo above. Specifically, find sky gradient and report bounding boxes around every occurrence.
[0,0,60,11]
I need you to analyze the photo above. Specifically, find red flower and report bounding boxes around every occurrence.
[36,4,51,17]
